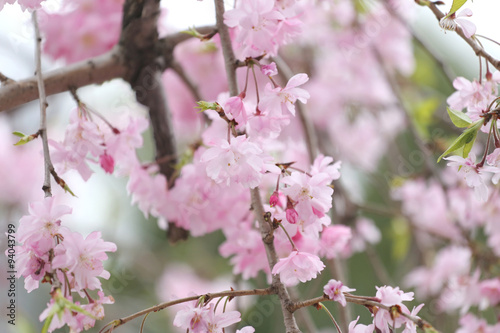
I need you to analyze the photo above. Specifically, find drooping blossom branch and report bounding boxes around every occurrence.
[214,0,303,331]
[100,288,274,333]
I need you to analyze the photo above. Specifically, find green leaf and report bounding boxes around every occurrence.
[13,131,39,146]
[63,184,77,197]
[448,0,468,16]
[447,107,472,128]
[181,27,202,39]
[195,101,220,113]
[437,119,483,162]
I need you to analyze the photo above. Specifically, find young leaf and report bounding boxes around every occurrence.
[447,107,472,128]
[12,131,25,137]
[448,0,468,17]
[437,119,483,162]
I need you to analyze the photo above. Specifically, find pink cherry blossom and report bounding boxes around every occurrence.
[479,278,500,306]
[206,305,241,333]
[51,230,117,292]
[281,171,333,232]
[310,154,341,181]
[259,73,310,116]
[285,207,299,224]
[50,108,106,181]
[320,225,352,259]
[18,196,72,254]
[106,115,149,167]
[173,301,210,333]
[224,0,285,57]
[221,94,249,129]
[271,250,325,286]
[439,9,476,38]
[40,1,123,63]
[373,286,414,333]
[200,135,279,189]
[456,313,500,333]
[0,0,44,11]
[236,327,255,333]
[447,76,496,112]
[126,164,169,218]
[323,279,355,306]
[348,316,375,333]
[220,222,269,279]
[445,153,493,202]
[160,156,250,237]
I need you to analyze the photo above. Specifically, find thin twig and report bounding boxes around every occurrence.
[290,293,440,332]
[100,288,274,333]
[32,10,53,198]
[371,46,446,188]
[250,188,302,333]
[381,0,455,85]
[427,2,500,71]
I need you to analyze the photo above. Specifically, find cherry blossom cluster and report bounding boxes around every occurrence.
[443,73,500,201]
[39,0,124,63]
[224,0,303,58]
[0,0,45,12]
[15,196,116,332]
[395,174,500,329]
[323,279,424,332]
[173,298,253,333]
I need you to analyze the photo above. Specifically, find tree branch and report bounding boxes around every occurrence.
[101,287,274,333]
[32,10,52,197]
[0,26,216,113]
[213,0,301,331]
[290,294,440,332]
[426,2,500,71]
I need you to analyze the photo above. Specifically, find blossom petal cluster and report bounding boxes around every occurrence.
[224,0,303,58]
[15,197,116,332]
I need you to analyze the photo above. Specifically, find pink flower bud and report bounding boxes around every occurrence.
[270,191,280,207]
[99,152,115,174]
[286,208,299,224]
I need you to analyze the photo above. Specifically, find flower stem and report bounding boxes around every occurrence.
[319,302,343,333]
[278,222,297,251]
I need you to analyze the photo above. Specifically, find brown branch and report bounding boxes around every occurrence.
[290,294,440,332]
[0,72,14,85]
[427,2,500,71]
[251,188,302,333]
[101,288,274,333]
[214,0,238,96]
[213,0,301,331]
[0,26,216,113]
[0,48,126,112]
[121,0,189,243]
